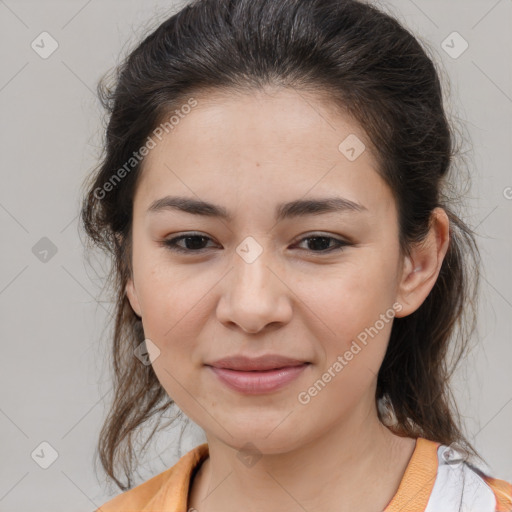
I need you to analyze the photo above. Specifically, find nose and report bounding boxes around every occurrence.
[215,244,293,334]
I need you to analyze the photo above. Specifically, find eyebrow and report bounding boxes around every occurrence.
[147,195,368,222]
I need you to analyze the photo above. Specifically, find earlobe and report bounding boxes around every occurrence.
[125,278,142,318]
[394,207,450,318]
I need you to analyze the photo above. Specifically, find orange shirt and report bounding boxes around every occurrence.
[96,437,512,512]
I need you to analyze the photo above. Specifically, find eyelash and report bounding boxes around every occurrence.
[161,232,350,255]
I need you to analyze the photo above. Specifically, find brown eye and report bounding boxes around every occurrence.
[162,233,216,253]
[161,232,350,255]
[294,234,350,254]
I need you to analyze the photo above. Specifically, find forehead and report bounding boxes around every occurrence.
[134,87,395,220]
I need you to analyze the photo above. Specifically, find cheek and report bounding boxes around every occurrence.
[295,259,397,379]
[136,265,208,418]
[296,279,395,418]
[134,254,210,339]
[300,262,395,335]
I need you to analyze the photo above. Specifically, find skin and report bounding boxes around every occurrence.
[125,86,450,512]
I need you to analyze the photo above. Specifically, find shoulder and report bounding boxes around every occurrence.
[475,472,512,511]
[95,443,209,512]
[426,442,512,512]
[386,438,511,512]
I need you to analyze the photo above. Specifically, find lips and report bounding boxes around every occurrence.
[207,360,310,394]
[206,354,309,372]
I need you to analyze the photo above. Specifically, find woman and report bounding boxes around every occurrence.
[80,0,512,510]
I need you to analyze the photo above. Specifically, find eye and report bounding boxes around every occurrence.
[293,233,350,254]
[162,232,216,253]
[161,232,350,255]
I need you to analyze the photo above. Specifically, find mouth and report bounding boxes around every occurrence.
[229,366,301,372]
[206,354,310,372]
[206,363,310,394]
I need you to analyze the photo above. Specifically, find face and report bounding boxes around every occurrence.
[125,87,413,453]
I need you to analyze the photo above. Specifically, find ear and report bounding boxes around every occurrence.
[394,207,450,318]
[126,277,142,318]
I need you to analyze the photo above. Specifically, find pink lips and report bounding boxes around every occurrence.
[206,354,310,394]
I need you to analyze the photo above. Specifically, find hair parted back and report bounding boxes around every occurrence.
[80,0,483,491]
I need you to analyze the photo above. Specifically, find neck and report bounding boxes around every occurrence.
[188,405,416,512]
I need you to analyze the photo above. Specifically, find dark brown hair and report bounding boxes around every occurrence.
[80,0,483,491]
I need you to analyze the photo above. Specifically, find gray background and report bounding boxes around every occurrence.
[0,0,511,510]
